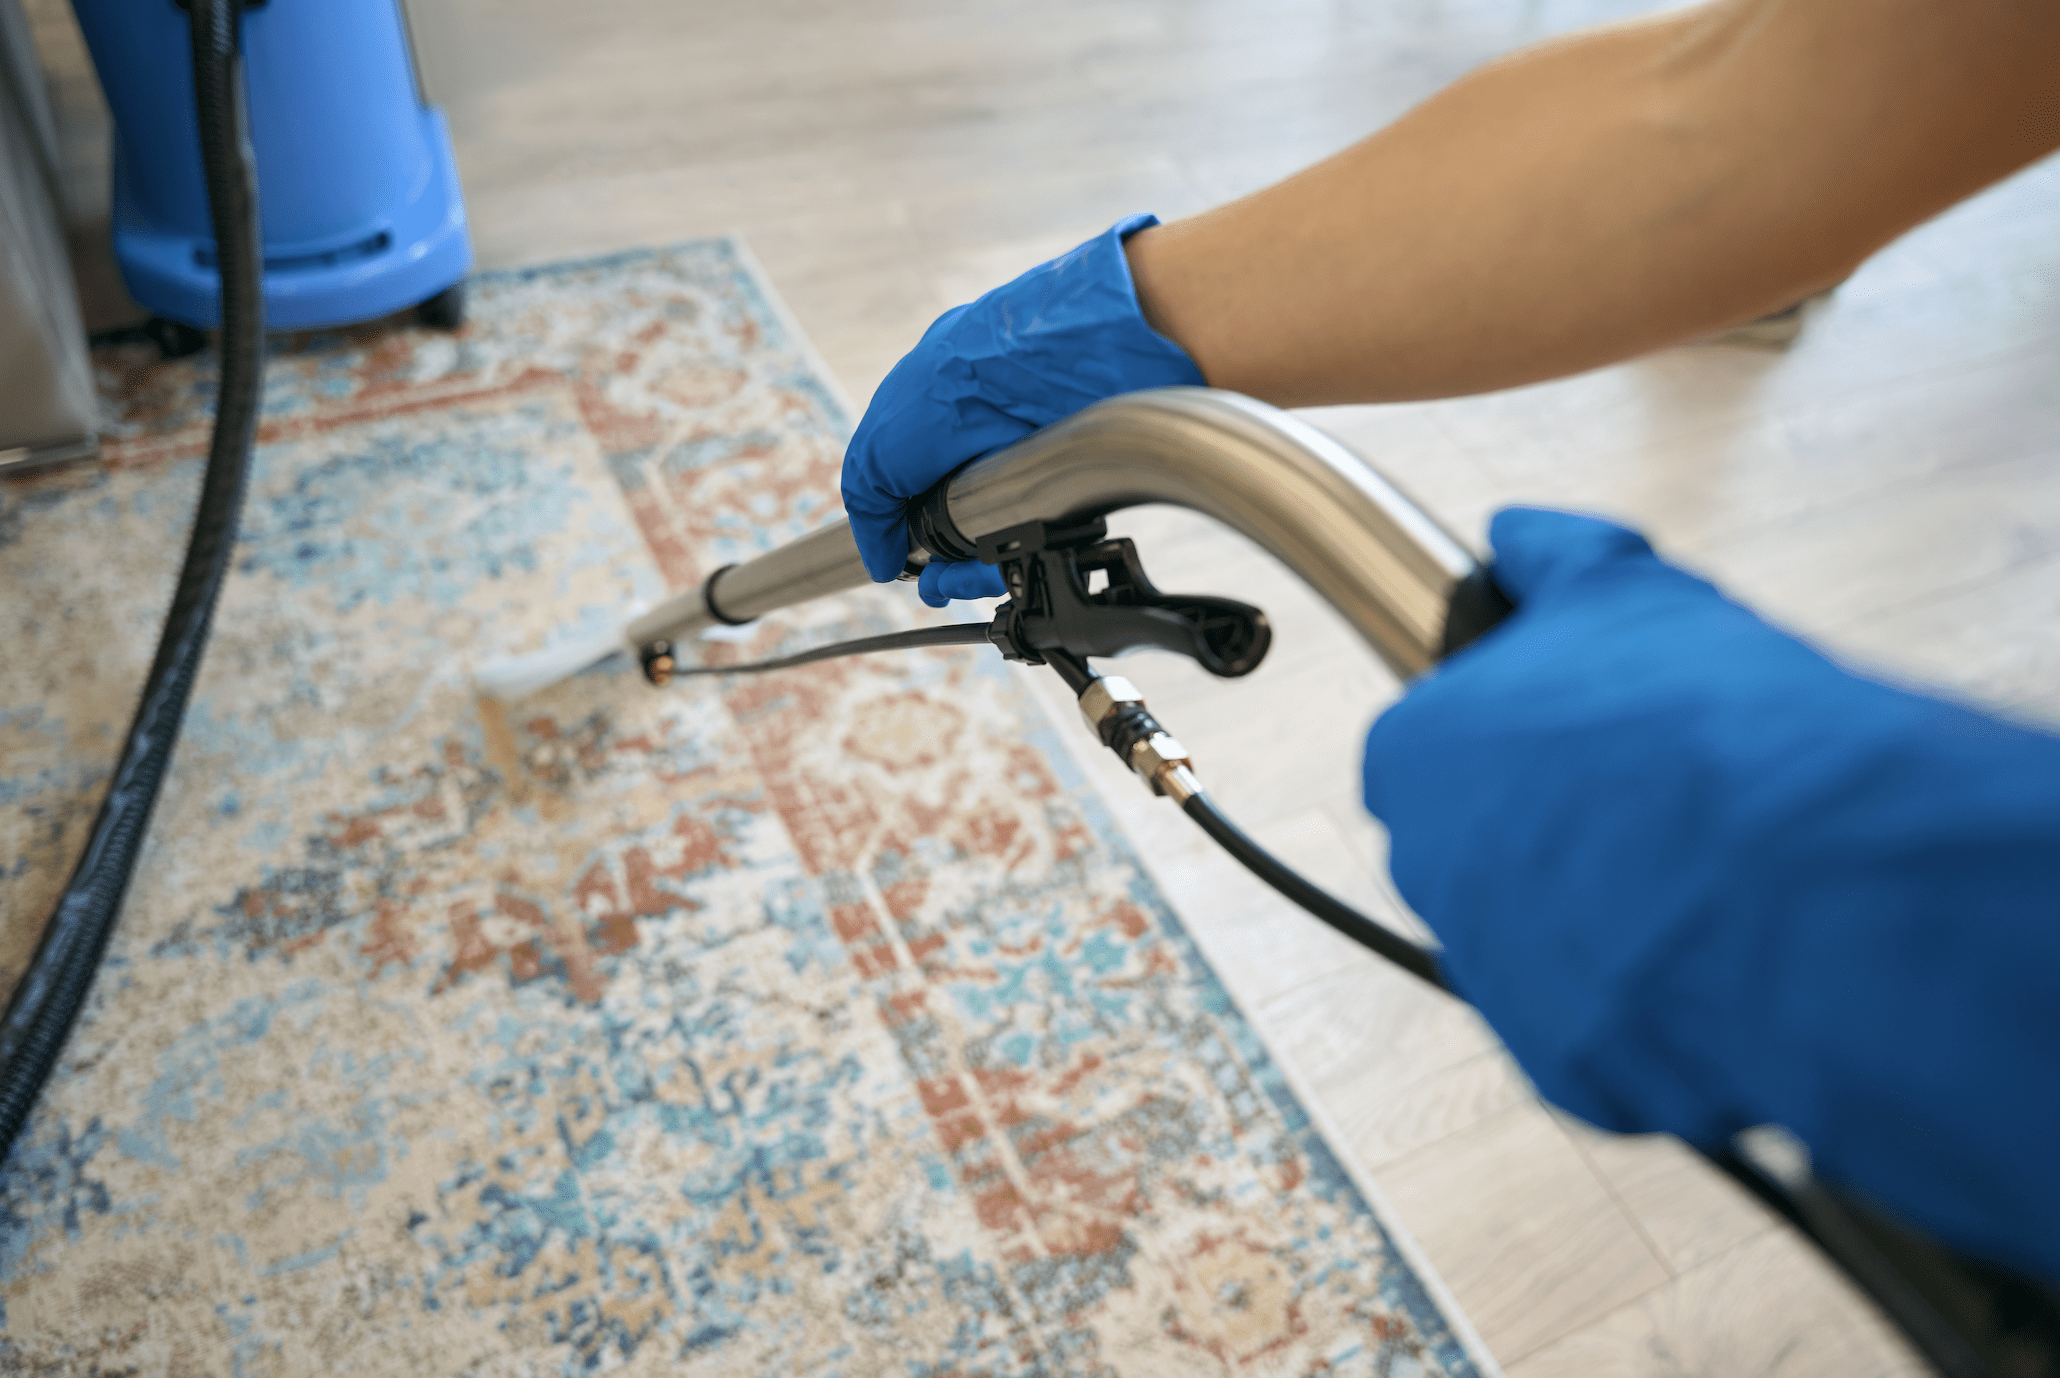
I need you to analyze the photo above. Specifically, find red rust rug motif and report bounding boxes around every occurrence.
[0,242,1482,1377]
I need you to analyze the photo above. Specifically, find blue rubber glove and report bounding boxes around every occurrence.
[842,214,1204,607]
[915,559,1017,607]
[1364,507,2060,1282]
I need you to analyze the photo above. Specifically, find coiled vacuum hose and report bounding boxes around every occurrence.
[0,0,262,1162]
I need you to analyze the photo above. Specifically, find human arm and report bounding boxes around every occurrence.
[1361,508,2060,1282]
[1126,0,2060,404]
[842,0,2058,589]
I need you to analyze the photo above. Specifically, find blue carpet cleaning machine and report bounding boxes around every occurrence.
[70,0,469,354]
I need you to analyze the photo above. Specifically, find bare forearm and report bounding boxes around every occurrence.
[1127,0,2059,406]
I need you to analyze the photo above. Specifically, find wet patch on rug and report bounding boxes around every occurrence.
[0,240,1486,1376]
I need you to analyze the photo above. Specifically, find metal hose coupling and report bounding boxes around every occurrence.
[1077,674,1202,803]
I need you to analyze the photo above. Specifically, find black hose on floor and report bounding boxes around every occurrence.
[1179,790,1449,992]
[1704,1149,2004,1378]
[0,0,262,1162]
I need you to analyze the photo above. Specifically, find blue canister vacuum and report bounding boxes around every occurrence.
[70,0,469,354]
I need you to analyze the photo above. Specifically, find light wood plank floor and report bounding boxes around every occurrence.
[33,0,2054,1370]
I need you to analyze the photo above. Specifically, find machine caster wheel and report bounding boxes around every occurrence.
[144,316,208,359]
[417,281,465,330]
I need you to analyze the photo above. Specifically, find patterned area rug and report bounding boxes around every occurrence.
[0,242,1483,1377]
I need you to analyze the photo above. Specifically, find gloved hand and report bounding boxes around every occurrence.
[1364,507,2060,1283]
[841,214,1204,609]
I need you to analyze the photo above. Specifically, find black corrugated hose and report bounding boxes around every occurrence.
[0,0,262,1163]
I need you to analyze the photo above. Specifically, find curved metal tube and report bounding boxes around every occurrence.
[628,387,1478,680]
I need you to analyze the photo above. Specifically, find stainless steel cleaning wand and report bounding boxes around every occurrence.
[622,387,2038,1375]
[627,387,1499,683]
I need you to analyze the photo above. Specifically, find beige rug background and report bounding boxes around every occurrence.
[0,240,1486,1377]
